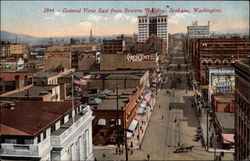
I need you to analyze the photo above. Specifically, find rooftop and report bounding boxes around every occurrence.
[215,112,235,134]
[90,88,135,110]
[6,85,58,97]
[213,92,235,103]
[35,71,59,78]
[0,101,81,136]
[63,70,146,79]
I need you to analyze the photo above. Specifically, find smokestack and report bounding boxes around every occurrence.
[89,29,93,43]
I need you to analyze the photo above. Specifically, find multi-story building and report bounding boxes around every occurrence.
[0,71,37,94]
[233,60,250,160]
[0,42,11,57]
[190,37,250,82]
[9,44,29,59]
[0,57,24,71]
[102,39,125,54]
[100,52,159,70]
[138,9,168,43]
[187,21,210,38]
[205,66,235,104]
[0,85,61,101]
[33,68,74,86]
[0,101,94,161]
[45,43,100,70]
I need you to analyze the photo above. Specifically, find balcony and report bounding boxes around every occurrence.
[50,106,92,147]
[1,137,51,158]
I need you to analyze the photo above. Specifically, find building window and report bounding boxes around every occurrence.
[51,124,56,133]
[43,131,46,139]
[37,135,41,143]
[60,117,64,125]
[100,132,105,137]
[69,112,72,119]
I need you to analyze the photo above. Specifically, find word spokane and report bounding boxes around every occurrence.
[126,54,156,62]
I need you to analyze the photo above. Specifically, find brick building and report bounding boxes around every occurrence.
[233,60,250,160]
[90,87,152,146]
[211,92,235,113]
[9,44,29,59]
[100,52,158,70]
[58,70,150,101]
[45,43,100,70]
[102,39,124,54]
[0,85,61,101]
[189,37,249,83]
[0,71,37,94]
[0,42,11,57]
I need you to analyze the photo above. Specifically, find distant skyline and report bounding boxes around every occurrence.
[1,1,249,38]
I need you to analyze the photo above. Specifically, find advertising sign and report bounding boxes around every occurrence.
[126,53,156,62]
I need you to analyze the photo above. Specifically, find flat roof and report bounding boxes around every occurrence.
[90,88,135,110]
[63,70,146,79]
[1,101,81,136]
[6,85,58,97]
[213,93,235,102]
[35,71,59,78]
[215,112,235,134]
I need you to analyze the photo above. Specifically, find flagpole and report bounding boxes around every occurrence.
[72,74,75,123]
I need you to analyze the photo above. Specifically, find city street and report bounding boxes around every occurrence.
[93,42,234,161]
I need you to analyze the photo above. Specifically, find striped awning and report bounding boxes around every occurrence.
[140,100,147,108]
[137,107,144,114]
[128,119,138,132]
[144,94,151,102]
[134,115,141,121]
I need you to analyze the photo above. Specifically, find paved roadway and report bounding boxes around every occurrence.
[93,43,233,161]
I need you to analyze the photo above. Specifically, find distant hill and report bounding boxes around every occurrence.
[0,30,133,46]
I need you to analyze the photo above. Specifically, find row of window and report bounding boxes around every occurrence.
[138,18,167,23]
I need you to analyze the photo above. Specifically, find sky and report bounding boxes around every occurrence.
[1,1,249,37]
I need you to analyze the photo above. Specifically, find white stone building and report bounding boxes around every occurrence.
[187,21,210,38]
[0,101,94,161]
[138,9,168,42]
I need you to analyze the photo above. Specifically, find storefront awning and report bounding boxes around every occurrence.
[140,100,147,108]
[98,119,106,126]
[128,119,138,132]
[127,132,133,138]
[102,89,111,95]
[89,97,102,105]
[134,115,141,121]
[221,134,234,144]
[144,94,151,102]
[137,107,144,114]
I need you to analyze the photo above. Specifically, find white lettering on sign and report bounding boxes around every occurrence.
[126,54,156,61]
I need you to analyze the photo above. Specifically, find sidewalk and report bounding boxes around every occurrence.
[192,81,234,154]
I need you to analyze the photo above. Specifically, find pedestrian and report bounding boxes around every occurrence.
[119,149,121,155]
[159,105,161,108]
[121,149,123,154]
[162,115,164,119]
[116,148,118,155]
[130,150,133,155]
[147,154,150,161]
[174,118,176,122]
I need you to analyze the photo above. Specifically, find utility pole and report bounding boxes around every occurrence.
[116,84,119,148]
[124,128,129,161]
[206,107,209,151]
